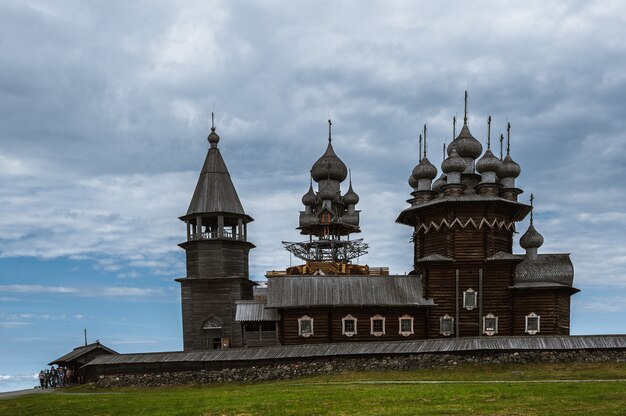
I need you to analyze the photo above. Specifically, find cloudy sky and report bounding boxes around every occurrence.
[1,0,626,391]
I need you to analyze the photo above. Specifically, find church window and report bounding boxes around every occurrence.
[399,315,414,336]
[440,314,454,336]
[483,313,498,336]
[525,312,540,335]
[342,315,357,337]
[202,316,223,329]
[463,288,477,310]
[298,315,314,337]
[370,315,385,336]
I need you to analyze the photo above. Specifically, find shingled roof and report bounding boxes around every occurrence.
[48,341,117,366]
[514,254,575,287]
[265,275,435,308]
[183,142,251,221]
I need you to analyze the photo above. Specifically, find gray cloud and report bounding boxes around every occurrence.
[0,1,625,306]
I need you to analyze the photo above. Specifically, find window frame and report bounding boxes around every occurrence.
[525,312,540,335]
[298,315,314,337]
[341,314,358,337]
[440,314,455,336]
[370,314,386,337]
[463,288,477,311]
[482,313,498,336]
[398,314,414,337]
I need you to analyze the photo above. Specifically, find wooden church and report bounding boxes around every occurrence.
[176,94,579,351]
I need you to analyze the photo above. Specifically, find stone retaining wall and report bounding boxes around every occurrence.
[95,349,626,388]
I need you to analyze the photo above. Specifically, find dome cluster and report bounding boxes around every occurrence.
[407,93,523,196]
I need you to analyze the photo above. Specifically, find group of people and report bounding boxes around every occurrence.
[38,366,73,388]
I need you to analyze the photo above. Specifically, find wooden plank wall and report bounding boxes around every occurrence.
[424,263,515,338]
[184,240,252,279]
[180,278,254,351]
[279,307,428,345]
[512,289,572,336]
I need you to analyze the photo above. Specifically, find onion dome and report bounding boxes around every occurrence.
[301,182,316,206]
[442,148,467,173]
[520,223,544,249]
[500,155,521,178]
[208,126,220,148]
[432,174,446,191]
[476,149,502,173]
[311,121,348,182]
[343,182,360,205]
[447,125,483,159]
[411,157,437,180]
[408,174,419,189]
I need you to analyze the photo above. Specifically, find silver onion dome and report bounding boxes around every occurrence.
[447,125,482,159]
[411,157,437,181]
[343,183,360,205]
[500,155,521,178]
[442,148,467,173]
[520,223,544,249]
[301,183,316,206]
[476,149,502,173]
[310,140,348,182]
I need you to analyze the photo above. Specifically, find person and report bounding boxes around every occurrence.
[38,370,44,388]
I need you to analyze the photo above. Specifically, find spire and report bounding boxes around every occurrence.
[507,122,511,156]
[530,193,534,225]
[487,115,492,149]
[442,142,446,163]
[463,90,468,125]
[499,133,504,160]
[418,134,422,160]
[208,112,220,148]
[349,168,352,185]
[453,115,456,139]
[520,193,544,254]
[328,119,332,143]
[423,124,428,158]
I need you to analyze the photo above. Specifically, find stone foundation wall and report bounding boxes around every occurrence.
[95,349,626,388]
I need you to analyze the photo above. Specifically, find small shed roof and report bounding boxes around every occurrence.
[235,301,280,322]
[266,275,435,308]
[514,254,574,286]
[48,342,117,366]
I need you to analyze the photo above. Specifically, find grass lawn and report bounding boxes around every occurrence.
[1,362,625,415]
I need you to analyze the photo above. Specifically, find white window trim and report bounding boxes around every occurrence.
[463,288,477,311]
[398,314,414,337]
[341,314,358,337]
[298,315,314,337]
[370,314,386,337]
[440,314,454,336]
[482,313,498,336]
[525,312,540,335]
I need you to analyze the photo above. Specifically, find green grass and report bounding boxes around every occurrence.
[2,362,626,415]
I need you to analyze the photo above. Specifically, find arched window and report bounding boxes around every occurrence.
[203,315,223,330]
[202,315,224,349]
